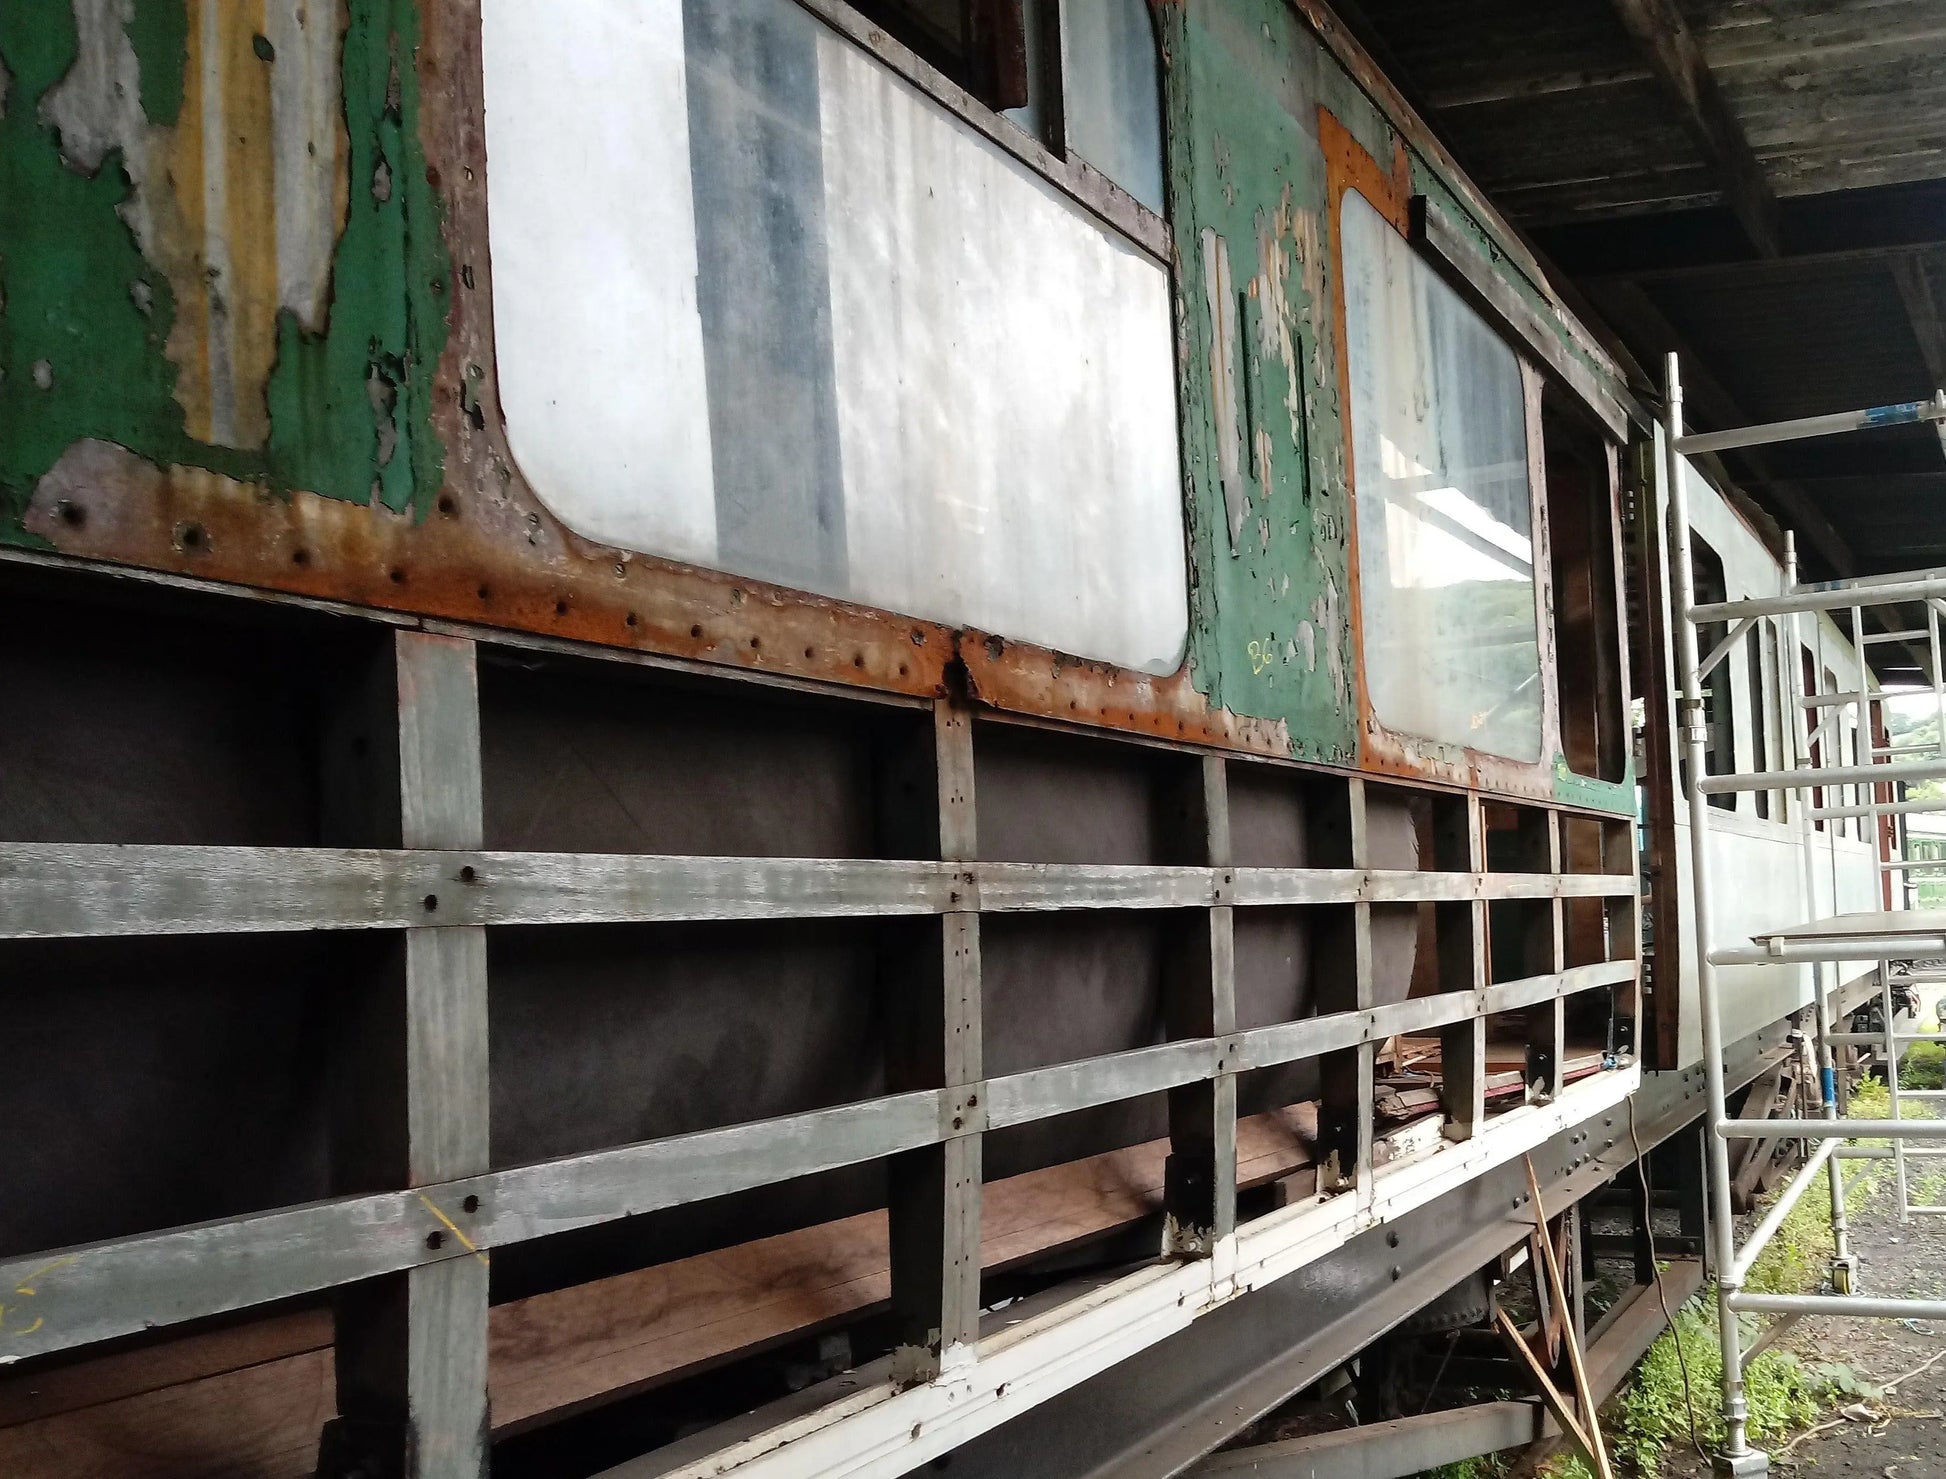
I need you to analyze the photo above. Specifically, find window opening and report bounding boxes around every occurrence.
[1690,535,1735,811]
[1342,188,1543,762]
[481,0,1187,674]
[1542,385,1625,782]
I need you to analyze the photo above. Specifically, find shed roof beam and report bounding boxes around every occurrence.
[1605,0,1781,258]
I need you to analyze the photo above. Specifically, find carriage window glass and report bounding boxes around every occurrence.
[481,0,1187,675]
[1340,188,1542,761]
[1062,0,1165,211]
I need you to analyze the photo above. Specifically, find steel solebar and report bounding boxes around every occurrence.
[1714,1119,1946,1139]
[1826,1032,1946,1045]
[1674,397,1946,458]
[1697,755,1946,794]
[1728,1292,1946,1320]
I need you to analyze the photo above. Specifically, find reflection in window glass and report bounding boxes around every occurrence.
[1063,0,1165,211]
[481,0,1187,674]
[1341,189,1542,761]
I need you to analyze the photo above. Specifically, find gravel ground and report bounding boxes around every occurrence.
[1662,1137,1946,1477]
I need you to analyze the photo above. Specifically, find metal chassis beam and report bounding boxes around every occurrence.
[925,1036,1778,1479]
[602,1067,1641,1479]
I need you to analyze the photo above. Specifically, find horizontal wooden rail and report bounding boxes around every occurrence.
[0,958,1634,1364]
[0,844,1635,939]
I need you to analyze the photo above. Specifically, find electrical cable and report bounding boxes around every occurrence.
[1628,1091,1710,1466]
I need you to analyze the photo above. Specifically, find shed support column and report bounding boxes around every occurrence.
[319,631,490,1479]
[887,704,984,1379]
[1163,755,1237,1252]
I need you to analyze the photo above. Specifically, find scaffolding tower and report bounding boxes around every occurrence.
[1666,354,1946,1476]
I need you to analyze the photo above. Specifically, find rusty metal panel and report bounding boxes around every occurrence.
[0,0,1636,815]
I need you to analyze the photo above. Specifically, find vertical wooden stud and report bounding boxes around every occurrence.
[1521,810,1566,1104]
[1318,779,1373,1195]
[1161,755,1237,1252]
[1440,795,1488,1142]
[319,631,490,1479]
[886,704,983,1379]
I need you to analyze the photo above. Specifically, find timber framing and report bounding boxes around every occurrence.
[1605,0,1781,259]
[0,559,1640,1474]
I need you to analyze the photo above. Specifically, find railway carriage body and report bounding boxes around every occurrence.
[0,2,1877,1474]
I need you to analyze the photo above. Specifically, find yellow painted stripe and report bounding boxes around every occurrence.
[220,0,278,449]
[165,2,213,444]
[417,1194,491,1265]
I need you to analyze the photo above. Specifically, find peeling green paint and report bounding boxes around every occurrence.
[264,0,447,515]
[1162,0,1631,812]
[0,0,449,543]
[1164,0,1358,767]
[0,0,215,543]
[126,0,186,128]
[1553,754,1637,814]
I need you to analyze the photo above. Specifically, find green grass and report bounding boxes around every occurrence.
[1900,1039,1944,1091]
[1607,1298,1821,1475]
[1598,1076,1918,1475]
[1417,1079,1934,1478]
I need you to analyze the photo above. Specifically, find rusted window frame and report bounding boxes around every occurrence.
[1321,110,1632,802]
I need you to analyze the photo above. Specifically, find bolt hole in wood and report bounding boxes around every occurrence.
[423,894,439,912]
[427,1230,445,1251]
[459,866,477,884]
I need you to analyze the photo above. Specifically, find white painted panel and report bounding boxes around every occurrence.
[480,0,1187,675]
[1656,439,1885,1063]
[481,0,718,565]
